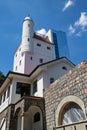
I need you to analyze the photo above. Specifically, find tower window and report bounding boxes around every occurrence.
[19,48,21,51]
[47,46,51,50]
[37,43,41,47]
[34,112,40,122]
[15,66,17,71]
[27,38,29,41]
[50,78,54,84]
[21,53,24,57]
[19,60,22,65]
[62,66,67,70]
[28,24,30,27]
[15,54,17,57]
[39,58,43,63]
[30,56,33,60]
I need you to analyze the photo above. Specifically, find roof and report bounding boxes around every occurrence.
[29,57,75,77]
[33,33,52,44]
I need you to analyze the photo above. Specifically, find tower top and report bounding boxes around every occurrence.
[24,16,33,22]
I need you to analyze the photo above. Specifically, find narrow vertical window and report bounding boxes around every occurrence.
[15,66,17,71]
[7,86,10,98]
[74,126,76,130]
[0,95,2,105]
[27,38,29,41]
[33,80,37,94]
[30,56,33,60]
[28,24,30,27]
[19,48,21,51]
[50,78,54,84]
[85,125,87,130]
[19,60,22,66]
[3,91,6,102]
[16,54,17,57]
[39,58,43,63]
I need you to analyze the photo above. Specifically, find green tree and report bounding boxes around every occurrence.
[0,71,5,87]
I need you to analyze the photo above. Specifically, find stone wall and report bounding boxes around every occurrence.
[44,60,87,130]
[0,104,15,130]
[0,97,46,130]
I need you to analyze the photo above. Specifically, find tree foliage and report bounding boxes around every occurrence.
[0,71,5,86]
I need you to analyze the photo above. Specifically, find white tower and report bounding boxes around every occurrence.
[13,16,35,74]
[21,16,34,54]
[13,16,56,74]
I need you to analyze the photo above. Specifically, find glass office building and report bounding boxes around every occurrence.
[52,30,70,59]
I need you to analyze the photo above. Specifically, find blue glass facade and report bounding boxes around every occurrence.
[52,30,70,59]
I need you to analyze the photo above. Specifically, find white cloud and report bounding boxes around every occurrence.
[76,31,82,37]
[68,12,87,36]
[62,0,74,12]
[36,28,47,36]
[69,25,75,34]
[75,12,87,27]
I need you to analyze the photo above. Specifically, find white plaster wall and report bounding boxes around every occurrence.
[34,38,55,64]
[43,61,73,89]
[14,37,56,74]
[24,38,56,74]
[24,52,35,74]
[0,83,12,113]
[13,44,25,74]
[10,80,20,104]
[33,74,44,97]
[32,61,73,97]
[0,98,9,113]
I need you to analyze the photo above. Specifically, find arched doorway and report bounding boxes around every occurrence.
[25,105,43,130]
[15,107,22,130]
[17,109,21,130]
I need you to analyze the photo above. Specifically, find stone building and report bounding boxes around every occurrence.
[0,16,87,130]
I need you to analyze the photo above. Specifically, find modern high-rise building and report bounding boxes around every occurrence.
[52,29,69,59]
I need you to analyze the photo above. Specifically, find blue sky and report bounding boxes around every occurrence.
[0,0,87,75]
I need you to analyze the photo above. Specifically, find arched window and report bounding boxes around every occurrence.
[62,102,86,125]
[34,112,40,122]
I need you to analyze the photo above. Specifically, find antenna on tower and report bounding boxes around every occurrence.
[28,14,30,17]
